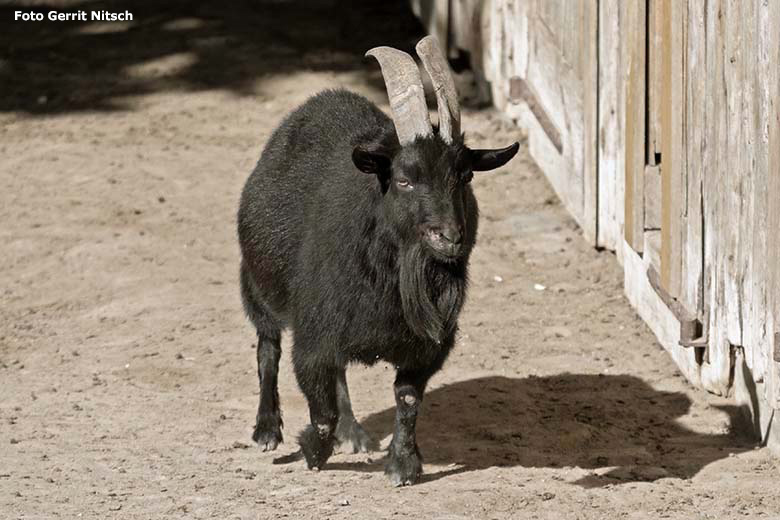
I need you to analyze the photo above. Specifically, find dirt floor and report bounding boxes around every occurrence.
[2,1,779,519]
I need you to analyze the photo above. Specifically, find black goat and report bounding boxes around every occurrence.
[237,36,518,486]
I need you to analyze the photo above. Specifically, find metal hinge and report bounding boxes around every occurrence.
[646,265,708,363]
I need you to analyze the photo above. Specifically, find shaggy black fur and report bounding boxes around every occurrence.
[237,89,518,485]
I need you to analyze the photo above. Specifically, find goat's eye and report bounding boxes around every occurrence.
[463,171,474,183]
[396,178,413,190]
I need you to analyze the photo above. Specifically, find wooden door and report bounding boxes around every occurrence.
[629,0,780,399]
[622,0,711,387]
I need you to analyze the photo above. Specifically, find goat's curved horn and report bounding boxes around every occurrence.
[366,46,432,145]
[416,36,460,144]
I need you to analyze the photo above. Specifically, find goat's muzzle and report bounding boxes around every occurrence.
[423,224,463,260]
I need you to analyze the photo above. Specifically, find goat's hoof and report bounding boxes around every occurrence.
[385,451,422,486]
[335,418,378,454]
[299,424,334,470]
[252,413,283,451]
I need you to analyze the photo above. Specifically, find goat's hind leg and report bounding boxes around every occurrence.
[241,264,283,451]
[334,368,379,453]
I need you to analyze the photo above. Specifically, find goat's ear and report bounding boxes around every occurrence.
[470,142,520,172]
[352,143,392,176]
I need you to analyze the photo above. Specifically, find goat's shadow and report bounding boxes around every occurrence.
[284,374,754,487]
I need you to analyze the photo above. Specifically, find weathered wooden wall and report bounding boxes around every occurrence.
[412,0,780,447]
[414,0,599,241]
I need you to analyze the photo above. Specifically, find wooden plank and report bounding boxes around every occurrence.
[644,164,662,230]
[767,0,780,409]
[410,0,450,54]
[448,0,472,52]
[646,0,664,165]
[449,0,471,53]
[682,0,706,319]
[510,0,529,78]
[738,0,769,383]
[449,0,492,103]
[751,0,772,399]
[659,0,685,299]
[484,0,507,108]
[644,230,662,277]
[623,0,646,253]
[597,0,626,256]
[581,0,599,246]
[490,0,529,121]
[699,0,732,396]
[722,0,743,350]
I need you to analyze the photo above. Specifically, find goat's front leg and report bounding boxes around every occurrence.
[386,341,453,486]
[385,368,432,486]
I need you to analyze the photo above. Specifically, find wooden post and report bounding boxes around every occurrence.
[646,0,664,165]
[660,0,686,298]
[768,0,780,407]
[624,0,647,253]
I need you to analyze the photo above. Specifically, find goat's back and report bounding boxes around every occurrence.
[237,90,393,318]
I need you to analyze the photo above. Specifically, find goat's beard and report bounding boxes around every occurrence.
[399,243,466,344]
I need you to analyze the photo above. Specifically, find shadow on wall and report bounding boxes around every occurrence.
[0,0,425,114]
[317,374,753,487]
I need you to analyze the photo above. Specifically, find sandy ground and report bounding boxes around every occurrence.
[2,1,779,519]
